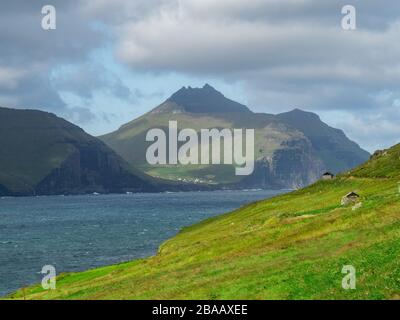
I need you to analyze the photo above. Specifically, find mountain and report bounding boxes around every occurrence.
[0,107,159,196]
[11,142,400,299]
[153,84,251,114]
[276,109,370,173]
[100,84,369,189]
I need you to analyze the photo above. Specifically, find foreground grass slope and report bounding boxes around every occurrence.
[9,145,400,299]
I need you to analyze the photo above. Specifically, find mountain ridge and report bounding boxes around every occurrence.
[100,84,370,189]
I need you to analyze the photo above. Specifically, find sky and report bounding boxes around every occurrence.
[0,0,399,152]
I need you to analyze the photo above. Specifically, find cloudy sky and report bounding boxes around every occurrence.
[0,0,399,152]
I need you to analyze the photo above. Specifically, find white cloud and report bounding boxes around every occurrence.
[0,67,29,89]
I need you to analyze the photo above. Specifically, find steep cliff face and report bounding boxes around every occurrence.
[35,141,154,195]
[271,143,324,188]
[238,138,325,189]
[0,107,156,196]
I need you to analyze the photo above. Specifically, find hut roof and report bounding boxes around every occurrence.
[344,191,360,198]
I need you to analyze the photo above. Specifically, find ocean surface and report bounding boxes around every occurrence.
[0,189,285,296]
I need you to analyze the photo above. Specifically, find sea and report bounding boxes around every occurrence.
[0,189,286,296]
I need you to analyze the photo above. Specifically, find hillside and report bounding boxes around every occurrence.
[100,84,369,189]
[9,143,400,299]
[0,107,158,196]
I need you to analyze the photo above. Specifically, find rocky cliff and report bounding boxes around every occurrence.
[240,138,324,189]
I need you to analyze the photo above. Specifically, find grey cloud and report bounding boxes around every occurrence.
[62,106,97,125]
[325,105,400,152]
[52,63,137,103]
[0,1,159,128]
[0,66,65,111]
[110,2,400,79]
[0,0,103,126]
[182,0,400,30]
[0,64,96,125]
[80,0,173,23]
[0,1,102,66]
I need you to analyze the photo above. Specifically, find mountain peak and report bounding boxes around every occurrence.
[158,84,251,114]
[169,84,223,100]
[202,83,215,90]
[290,108,306,113]
[278,108,321,122]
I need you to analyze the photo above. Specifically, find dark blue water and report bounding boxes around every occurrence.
[0,190,284,296]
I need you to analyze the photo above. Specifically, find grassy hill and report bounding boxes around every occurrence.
[8,144,400,300]
[100,85,369,189]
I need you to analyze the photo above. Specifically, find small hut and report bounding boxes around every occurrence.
[341,192,360,206]
[322,172,334,180]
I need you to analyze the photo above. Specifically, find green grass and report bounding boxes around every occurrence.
[142,163,242,184]
[348,144,400,179]
[6,144,400,300]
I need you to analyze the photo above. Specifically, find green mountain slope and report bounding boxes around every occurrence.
[0,107,157,196]
[9,143,400,300]
[100,85,369,189]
